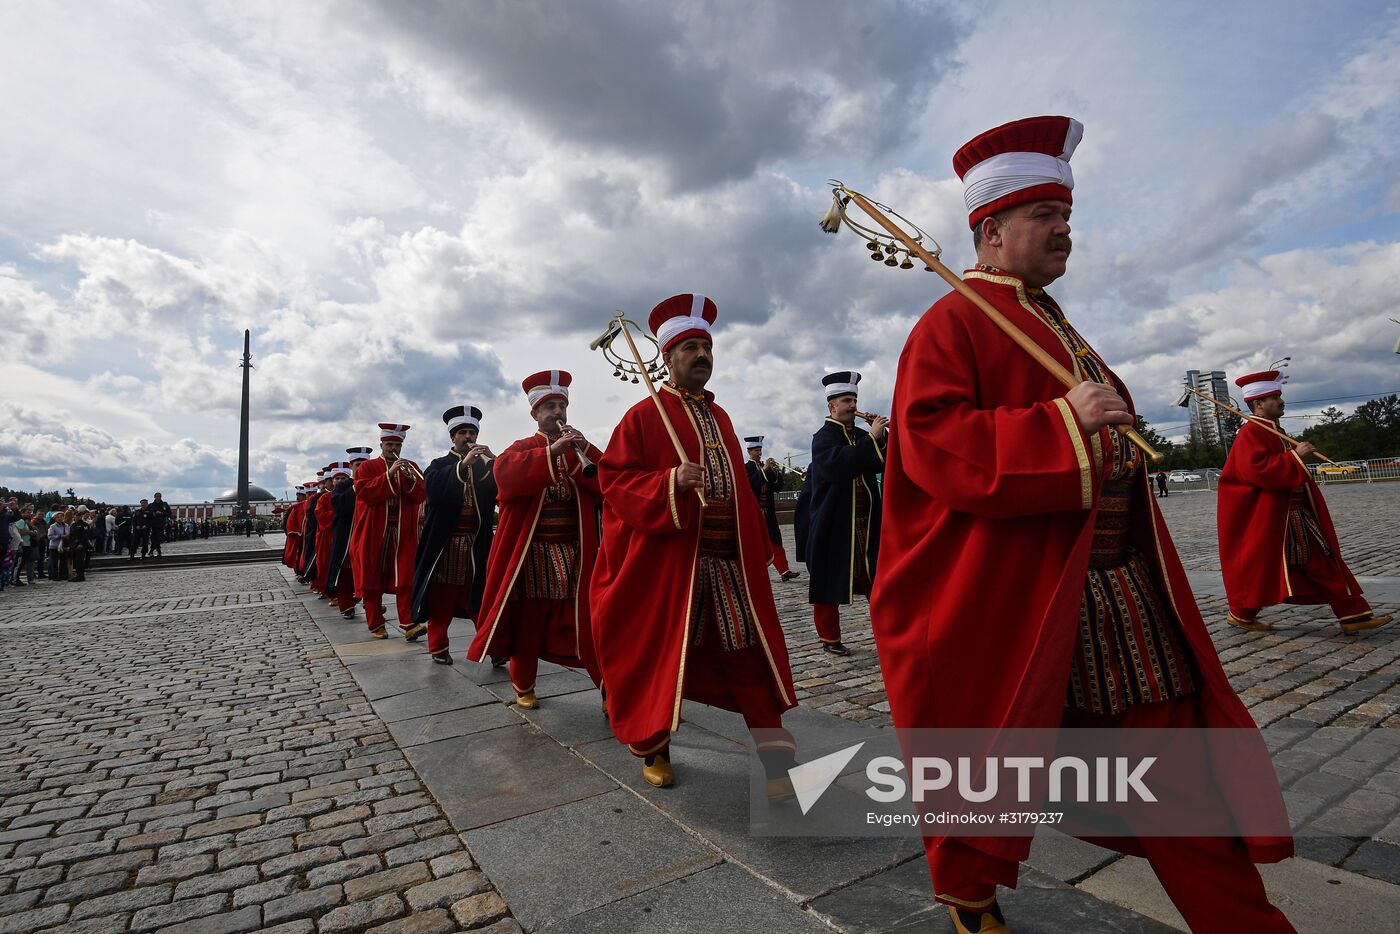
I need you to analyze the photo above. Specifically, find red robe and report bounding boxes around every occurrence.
[350,456,427,596]
[591,384,797,747]
[282,500,306,568]
[466,433,604,677]
[1217,420,1359,608]
[312,490,336,592]
[870,268,1291,868]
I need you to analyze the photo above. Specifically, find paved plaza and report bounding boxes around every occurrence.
[1,482,1398,932]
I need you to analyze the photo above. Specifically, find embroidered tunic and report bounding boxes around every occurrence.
[679,389,758,652]
[432,481,479,586]
[1025,287,1196,716]
[521,453,580,600]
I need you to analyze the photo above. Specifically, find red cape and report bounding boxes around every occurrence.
[466,433,604,678]
[350,456,426,596]
[871,269,1291,866]
[1217,420,1358,608]
[313,490,336,591]
[591,384,797,747]
[282,500,306,568]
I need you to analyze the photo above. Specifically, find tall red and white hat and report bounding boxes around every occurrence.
[649,293,718,352]
[522,370,571,410]
[954,115,1083,229]
[1236,370,1283,402]
[378,423,410,441]
[327,461,353,478]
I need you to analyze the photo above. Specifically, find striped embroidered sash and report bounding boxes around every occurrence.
[379,494,400,580]
[1068,551,1197,715]
[1285,489,1331,565]
[521,461,579,600]
[689,555,758,652]
[432,488,478,586]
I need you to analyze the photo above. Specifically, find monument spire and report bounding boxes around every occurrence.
[237,329,252,521]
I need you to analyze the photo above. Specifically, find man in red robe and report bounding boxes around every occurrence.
[281,488,308,569]
[1218,371,1391,635]
[592,294,797,792]
[870,116,1294,934]
[467,370,604,708]
[351,424,428,639]
[311,467,338,596]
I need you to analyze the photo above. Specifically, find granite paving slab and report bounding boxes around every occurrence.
[405,723,616,830]
[539,862,832,934]
[482,668,598,704]
[515,688,618,748]
[387,703,522,747]
[368,676,501,722]
[809,854,1177,934]
[466,788,721,931]
[574,726,920,900]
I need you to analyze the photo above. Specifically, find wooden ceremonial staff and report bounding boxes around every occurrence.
[1178,385,1335,464]
[608,315,708,507]
[834,187,1163,463]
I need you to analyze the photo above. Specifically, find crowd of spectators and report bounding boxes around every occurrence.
[2,490,290,594]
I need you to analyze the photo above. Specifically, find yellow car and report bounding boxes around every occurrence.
[1315,464,1363,476]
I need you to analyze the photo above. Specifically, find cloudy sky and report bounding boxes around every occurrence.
[3,0,1398,503]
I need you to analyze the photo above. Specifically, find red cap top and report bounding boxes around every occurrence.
[649,293,718,352]
[954,115,1082,229]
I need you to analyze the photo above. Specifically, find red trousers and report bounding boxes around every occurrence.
[506,598,578,694]
[331,571,357,613]
[926,696,1294,932]
[425,581,471,657]
[628,632,793,760]
[363,589,413,634]
[813,604,843,643]
[1229,547,1370,623]
[770,541,790,575]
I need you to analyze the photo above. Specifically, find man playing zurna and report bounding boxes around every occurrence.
[351,424,427,640]
[743,436,799,583]
[591,294,797,791]
[795,372,886,656]
[409,406,498,662]
[871,116,1294,933]
[325,449,371,619]
[1218,370,1391,635]
[467,371,605,708]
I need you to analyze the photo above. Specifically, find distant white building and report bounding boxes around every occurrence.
[1184,369,1236,446]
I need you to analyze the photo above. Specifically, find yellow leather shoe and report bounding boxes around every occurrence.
[766,775,796,801]
[1340,613,1393,634]
[515,691,539,710]
[947,904,1010,933]
[370,627,388,640]
[402,623,427,641]
[642,756,675,788]
[1227,612,1272,632]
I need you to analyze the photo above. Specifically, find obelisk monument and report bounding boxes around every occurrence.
[237,329,252,520]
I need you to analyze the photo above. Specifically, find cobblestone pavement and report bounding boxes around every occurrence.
[1,482,1396,930]
[767,482,1400,884]
[0,564,518,934]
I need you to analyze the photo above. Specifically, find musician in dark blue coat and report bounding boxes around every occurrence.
[409,406,499,663]
[743,436,799,582]
[794,371,886,655]
[326,448,372,618]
